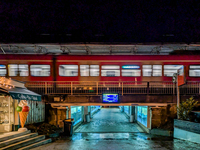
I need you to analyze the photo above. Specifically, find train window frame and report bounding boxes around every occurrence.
[101,65,120,77]
[59,65,78,77]
[30,64,51,77]
[121,65,141,77]
[0,65,7,76]
[19,64,29,76]
[90,65,99,76]
[152,65,162,77]
[189,65,200,77]
[8,64,29,77]
[142,65,162,77]
[142,65,152,77]
[80,65,89,76]
[164,65,183,77]
[8,64,18,77]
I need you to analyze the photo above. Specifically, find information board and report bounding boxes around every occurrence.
[102,93,119,103]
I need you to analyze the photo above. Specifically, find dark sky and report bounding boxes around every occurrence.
[1,0,200,43]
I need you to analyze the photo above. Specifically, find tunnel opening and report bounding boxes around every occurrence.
[71,105,148,133]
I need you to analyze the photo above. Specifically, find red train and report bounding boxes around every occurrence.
[0,54,200,82]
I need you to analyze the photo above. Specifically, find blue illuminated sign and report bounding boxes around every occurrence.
[102,93,119,103]
[122,65,140,69]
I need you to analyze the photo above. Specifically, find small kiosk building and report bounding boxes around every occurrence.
[0,77,44,132]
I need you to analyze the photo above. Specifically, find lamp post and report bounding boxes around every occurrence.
[173,73,179,119]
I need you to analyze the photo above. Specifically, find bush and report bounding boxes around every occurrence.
[25,122,63,137]
[177,97,198,121]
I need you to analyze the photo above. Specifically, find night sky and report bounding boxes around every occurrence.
[1,0,200,43]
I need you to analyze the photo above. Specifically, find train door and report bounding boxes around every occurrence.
[79,62,100,82]
[141,63,163,82]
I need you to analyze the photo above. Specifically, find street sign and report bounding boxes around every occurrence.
[172,73,177,83]
[177,66,185,86]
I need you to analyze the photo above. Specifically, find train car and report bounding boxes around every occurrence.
[0,54,200,82]
[0,54,53,82]
[56,55,200,82]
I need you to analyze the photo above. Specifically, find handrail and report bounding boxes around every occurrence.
[25,81,200,95]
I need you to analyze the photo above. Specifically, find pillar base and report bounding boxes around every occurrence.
[130,115,134,122]
[18,127,28,132]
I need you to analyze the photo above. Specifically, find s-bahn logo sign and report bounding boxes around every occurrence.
[10,93,41,101]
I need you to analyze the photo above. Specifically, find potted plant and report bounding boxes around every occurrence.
[174,96,200,143]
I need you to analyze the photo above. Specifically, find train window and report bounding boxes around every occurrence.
[59,65,78,76]
[143,65,162,76]
[8,64,18,76]
[122,65,141,76]
[164,65,183,77]
[90,65,99,76]
[80,65,89,76]
[8,64,29,76]
[143,65,152,76]
[30,65,50,76]
[189,65,200,77]
[153,65,162,76]
[19,65,28,76]
[101,65,120,76]
[0,65,6,76]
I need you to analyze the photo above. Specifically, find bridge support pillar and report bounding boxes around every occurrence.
[120,106,124,112]
[130,106,135,122]
[84,106,89,122]
[68,106,71,119]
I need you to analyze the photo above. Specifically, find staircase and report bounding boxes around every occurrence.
[0,130,52,150]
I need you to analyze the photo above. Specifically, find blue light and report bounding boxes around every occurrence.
[102,94,119,103]
[122,65,140,69]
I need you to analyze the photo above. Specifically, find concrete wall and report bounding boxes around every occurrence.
[151,104,177,129]
[46,94,200,104]
[47,107,67,127]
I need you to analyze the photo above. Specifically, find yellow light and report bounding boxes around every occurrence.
[83,87,87,90]
[89,87,93,90]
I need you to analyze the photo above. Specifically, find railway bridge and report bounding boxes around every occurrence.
[25,80,200,132]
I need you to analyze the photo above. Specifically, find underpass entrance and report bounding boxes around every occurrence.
[75,107,144,133]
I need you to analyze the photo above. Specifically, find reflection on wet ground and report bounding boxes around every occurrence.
[31,108,200,150]
[75,108,143,133]
[32,132,200,150]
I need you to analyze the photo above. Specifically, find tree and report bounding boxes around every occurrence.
[177,97,198,121]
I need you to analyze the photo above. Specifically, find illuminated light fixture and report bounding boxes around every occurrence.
[83,87,87,90]
[79,88,82,90]
[5,85,8,88]
[122,65,140,69]
[107,87,109,90]
[89,87,93,90]
[9,86,12,89]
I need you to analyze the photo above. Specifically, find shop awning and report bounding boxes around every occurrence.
[1,87,41,101]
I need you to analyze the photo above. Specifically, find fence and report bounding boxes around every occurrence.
[25,81,200,96]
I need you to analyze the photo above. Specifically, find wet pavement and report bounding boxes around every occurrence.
[31,108,200,150]
[75,108,143,133]
[32,132,200,150]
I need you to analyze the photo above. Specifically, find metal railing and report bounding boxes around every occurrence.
[25,81,200,95]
